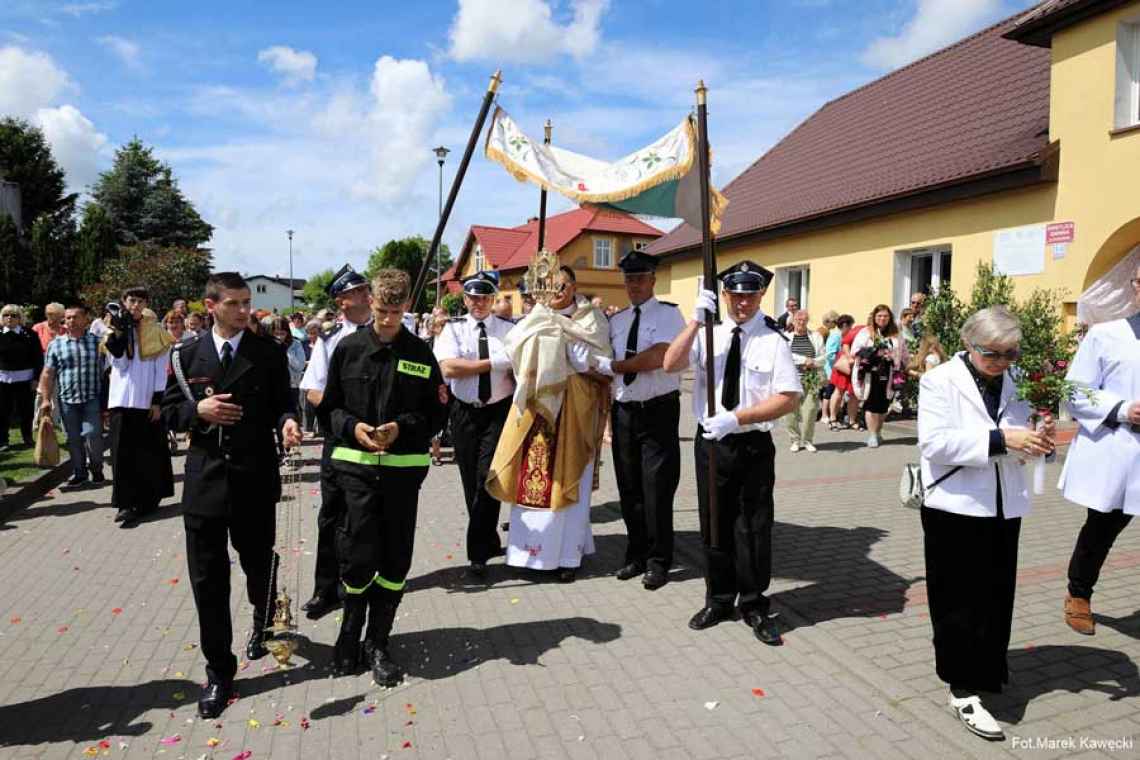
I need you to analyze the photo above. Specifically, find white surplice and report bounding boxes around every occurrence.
[506,460,595,570]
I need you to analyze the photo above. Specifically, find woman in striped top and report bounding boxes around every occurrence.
[785,310,826,452]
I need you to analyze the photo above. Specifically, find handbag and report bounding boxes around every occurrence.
[900,405,1005,509]
[33,415,60,468]
[833,352,853,376]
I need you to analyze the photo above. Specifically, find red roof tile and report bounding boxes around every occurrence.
[648,12,1052,258]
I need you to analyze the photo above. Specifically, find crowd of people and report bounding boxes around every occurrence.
[2,256,1137,746]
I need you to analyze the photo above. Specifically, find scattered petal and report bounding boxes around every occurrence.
[232,752,252,760]
[173,692,186,701]
[111,608,123,616]
[174,671,185,678]
[57,625,69,634]
[362,704,376,715]
[167,578,180,586]
[300,717,310,730]
[9,616,20,624]
[445,554,453,560]
[239,661,249,671]
[751,688,766,698]
[401,741,412,749]
[183,643,198,651]
[159,735,181,745]
[248,719,260,728]
[704,701,719,711]
[98,740,111,749]
[509,598,520,605]
[82,747,98,757]
[207,738,221,748]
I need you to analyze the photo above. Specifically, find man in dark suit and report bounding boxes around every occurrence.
[162,272,301,719]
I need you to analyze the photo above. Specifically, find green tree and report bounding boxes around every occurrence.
[364,235,453,310]
[0,117,76,228]
[76,203,117,288]
[28,210,78,307]
[0,213,21,304]
[302,269,336,312]
[81,244,212,314]
[441,292,464,315]
[89,138,213,248]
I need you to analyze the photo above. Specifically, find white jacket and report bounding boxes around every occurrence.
[917,356,1032,518]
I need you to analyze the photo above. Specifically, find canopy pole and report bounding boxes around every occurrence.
[537,119,552,251]
[411,69,502,309]
[695,80,720,550]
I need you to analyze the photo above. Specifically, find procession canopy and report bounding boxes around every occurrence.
[485,107,728,235]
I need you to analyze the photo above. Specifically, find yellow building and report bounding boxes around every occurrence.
[443,207,662,312]
[649,0,1140,330]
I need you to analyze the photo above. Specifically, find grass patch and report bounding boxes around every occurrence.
[2,427,68,486]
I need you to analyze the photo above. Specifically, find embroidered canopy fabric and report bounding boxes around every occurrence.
[485,107,728,235]
[1076,245,1140,326]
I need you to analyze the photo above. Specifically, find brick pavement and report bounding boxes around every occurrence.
[1,379,1138,759]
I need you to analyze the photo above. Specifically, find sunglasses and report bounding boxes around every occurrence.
[971,343,1021,361]
[1131,278,1140,287]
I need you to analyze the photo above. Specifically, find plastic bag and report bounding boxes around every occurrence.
[33,416,60,468]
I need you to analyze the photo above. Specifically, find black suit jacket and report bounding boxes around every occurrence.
[161,329,297,517]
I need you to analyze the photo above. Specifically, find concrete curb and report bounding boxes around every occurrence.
[0,455,72,523]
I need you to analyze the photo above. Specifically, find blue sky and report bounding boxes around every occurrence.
[1,0,1036,279]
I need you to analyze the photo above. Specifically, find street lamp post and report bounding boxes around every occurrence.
[432,145,450,306]
[286,229,295,312]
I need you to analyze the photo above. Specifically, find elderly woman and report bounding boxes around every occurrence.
[918,306,1054,742]
[785,310,825,452]
[0,304,43,449]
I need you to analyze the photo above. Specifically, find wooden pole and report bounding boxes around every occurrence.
[695,80,720,550]
[411,69,502,309]
[537,119,551,251]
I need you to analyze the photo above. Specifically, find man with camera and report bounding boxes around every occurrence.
[104,287,174,526]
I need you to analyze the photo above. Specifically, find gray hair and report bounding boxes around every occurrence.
[960,306,1021,348]
[0,304,21,317]
[305,319,322,332]
[792,309,810,320]
[45,302,65,316]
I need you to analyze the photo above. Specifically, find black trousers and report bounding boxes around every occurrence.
[451,398,510,564]
[611,393,680,572]
[184,510,277,686]
[694,428,775,615]
[1068,508,1133,600]
[312,437,346,601]
[0,379,34,444]
[109,407,174,511]
[922,505,1021,693]
[335,462,427,606]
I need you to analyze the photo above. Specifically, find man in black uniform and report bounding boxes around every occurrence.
[321,268,447,685]
[663,261,801,645]
[162,272,301,718]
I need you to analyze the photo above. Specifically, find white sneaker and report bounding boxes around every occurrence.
[820,416,831,426]
[803,442,817,453]
[789,442,801,452]
[866,434,880,448]
[949,693,1004,741]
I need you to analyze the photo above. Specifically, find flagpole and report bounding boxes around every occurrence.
[695,80,720,550]
[537,119,551,251]
[411,69,503,310]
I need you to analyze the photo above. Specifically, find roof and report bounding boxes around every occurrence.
[445,206,663,280]
[1003,0,1130,47]
[648,11,1053,259]
[247,275,306,289]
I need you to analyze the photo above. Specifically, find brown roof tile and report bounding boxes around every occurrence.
[648,12,1052,258]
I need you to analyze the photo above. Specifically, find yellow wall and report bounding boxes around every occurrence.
[658,2,1140,326]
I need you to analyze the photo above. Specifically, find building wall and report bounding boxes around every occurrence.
[249,279,299,313]
[658,2,1140,328]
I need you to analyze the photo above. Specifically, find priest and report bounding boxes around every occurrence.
[486,264,612,583]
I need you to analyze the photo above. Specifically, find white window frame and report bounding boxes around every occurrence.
[472,244,485,274]
[893,245,951,315]
[1116,20,1140,129]
[774,266,809,314]
[593,237,614,269]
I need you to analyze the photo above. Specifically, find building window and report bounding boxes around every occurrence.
[593,238,614,268]
[775,266,809,312]
[473,244,485,273]
[1117,21,1140,129]
[256,284,267,294]
[633,240,649,252]
[894,245,951,314]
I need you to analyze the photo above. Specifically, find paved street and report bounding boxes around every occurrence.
[2,379,1139,759]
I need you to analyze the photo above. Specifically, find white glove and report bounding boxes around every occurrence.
[701,411,740,441]
[693,288,718,324]
[566,341,591,372]
[489,344,512,372]
[594,356,615,377]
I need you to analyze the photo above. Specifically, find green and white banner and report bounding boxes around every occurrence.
[484,107,727,235]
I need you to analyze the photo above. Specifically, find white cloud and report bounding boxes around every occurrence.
[34,105,108,190]
[0,45,72,116]
[96,34,141,69]
[448,0,608,63]
[257,45,318,86]
[60,2,118,16]
[861,0,1006,70]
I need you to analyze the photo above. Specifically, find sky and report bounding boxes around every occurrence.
[0,0,1038,280]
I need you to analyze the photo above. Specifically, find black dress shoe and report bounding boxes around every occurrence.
[91,472,105,484]
[197,681,233,719]
[614,561,645,581]
[642,568,668,590]
[557,567,577,583]
[114,508,134,524]
[369,645,404,688]
[63,475,88,489]
[246,629,269,661]
[302,595,341,620]
[688,606,733,630]
[742,610,783,646]
[467,562,487,579]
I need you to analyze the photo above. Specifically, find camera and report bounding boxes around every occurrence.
[105,301,134,333]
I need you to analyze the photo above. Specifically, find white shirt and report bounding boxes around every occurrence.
[688,312,802,434]
[107,329,170,410]
[211,328,244,360]
[299,316,370,394]
[433,313,515,405]
[608,297,685,403]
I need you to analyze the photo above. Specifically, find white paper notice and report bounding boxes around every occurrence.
[993,224,1046,276]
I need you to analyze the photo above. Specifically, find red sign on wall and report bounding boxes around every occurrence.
[1046,222,1075,245]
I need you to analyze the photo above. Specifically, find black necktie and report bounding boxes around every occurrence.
[356,323,366,332]
[623,306,640,386]
[477,321,491,403]
[220,340,233,375]
[721,326,742,411]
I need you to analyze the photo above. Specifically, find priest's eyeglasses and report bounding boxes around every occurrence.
[971,343,1021,361]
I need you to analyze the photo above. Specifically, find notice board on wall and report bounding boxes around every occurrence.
[993,224,1046,276]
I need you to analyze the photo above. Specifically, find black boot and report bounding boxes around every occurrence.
[331,596,366,676]
[365,599,403,687]
[246,610,271,661]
